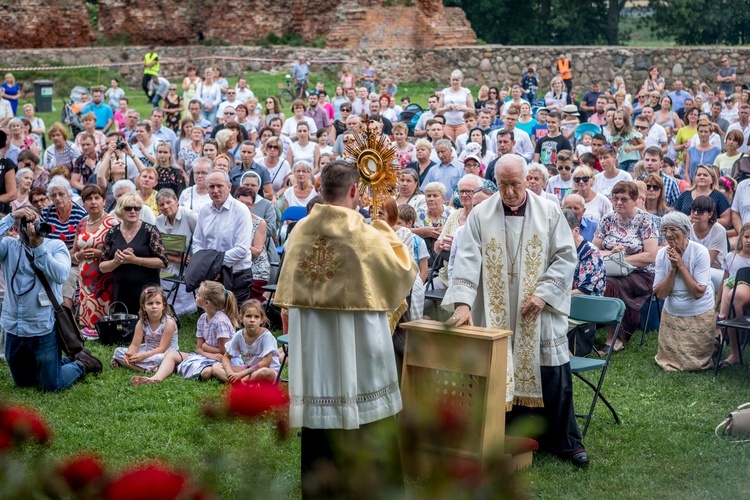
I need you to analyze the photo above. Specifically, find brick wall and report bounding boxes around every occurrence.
[0,0,95,48]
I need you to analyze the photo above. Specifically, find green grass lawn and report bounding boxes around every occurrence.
[2,321,750,498]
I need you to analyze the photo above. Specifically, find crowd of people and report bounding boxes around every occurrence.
[1,50,750,483]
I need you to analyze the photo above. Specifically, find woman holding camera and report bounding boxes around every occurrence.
[71,184,119,337]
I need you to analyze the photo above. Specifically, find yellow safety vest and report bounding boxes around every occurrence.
[144,52,159,76]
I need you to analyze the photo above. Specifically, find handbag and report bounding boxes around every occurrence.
[24,247,84,357]
[715,403,750,442]
[603,251,636,277]
[95,302,139,346]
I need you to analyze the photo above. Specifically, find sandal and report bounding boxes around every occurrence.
[718,360,739,369]
[110,359,119,369]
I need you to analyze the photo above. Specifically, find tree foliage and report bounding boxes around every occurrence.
[647,0,750,45]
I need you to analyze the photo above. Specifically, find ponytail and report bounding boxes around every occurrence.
[222,289,239,328]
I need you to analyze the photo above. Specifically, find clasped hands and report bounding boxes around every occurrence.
[114,248,137,265]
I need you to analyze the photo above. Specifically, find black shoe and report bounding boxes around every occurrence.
[566,450,589,467]
[75,348,103,375]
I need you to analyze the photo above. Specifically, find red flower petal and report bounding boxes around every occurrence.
[226,381,288,419]
[58,453,105,492]
[102,463,188,500]
[0,405,51,446]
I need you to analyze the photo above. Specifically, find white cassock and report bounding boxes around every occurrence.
[442,190,576,409]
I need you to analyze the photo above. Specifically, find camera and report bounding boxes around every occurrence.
[20,218,52,238]
[116,138,127,151]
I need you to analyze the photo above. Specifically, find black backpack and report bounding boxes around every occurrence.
[731,153,750,183]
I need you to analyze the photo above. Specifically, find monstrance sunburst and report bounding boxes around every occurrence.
[345,117,400,221]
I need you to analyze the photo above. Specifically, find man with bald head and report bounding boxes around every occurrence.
[444,154,588,467]
[563,193,598,242]
[192,170,255,302]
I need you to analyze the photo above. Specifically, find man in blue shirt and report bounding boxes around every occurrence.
[668,80,694,113]
[2,208,102,391]
[421,139,464,202]
[563,194,598,242]
[82,89,114,131]
[149,108,178,152]
[292,55,310,99]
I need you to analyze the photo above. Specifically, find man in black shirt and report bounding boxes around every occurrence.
[533,112,571,166]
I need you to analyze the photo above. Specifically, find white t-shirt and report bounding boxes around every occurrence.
[722,251,750,279]
[258,157,291,192]
[732,179,750,225]
[283,187,318,208]
[654,241,714,317]
[644,123,668,150]
[545,175,574,203]
[281,116,317,137]
[594,170,632,198]
[178,186,212,213]
[226,329,280,372]
[690,222,727,269]
[584,192,613,222]
[576,144,592,157]
[289,141,317,167]
[441,87,472,125]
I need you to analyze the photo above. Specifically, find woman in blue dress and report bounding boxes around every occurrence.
[2,73,20,116]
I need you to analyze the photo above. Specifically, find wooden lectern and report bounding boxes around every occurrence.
[399,319,514,474]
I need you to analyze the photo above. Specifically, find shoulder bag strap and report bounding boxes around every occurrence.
[22,245,63,313]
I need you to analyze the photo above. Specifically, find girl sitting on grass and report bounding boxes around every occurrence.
[112,286,178,372]
[131,281,238,386]
[212,300,280,383]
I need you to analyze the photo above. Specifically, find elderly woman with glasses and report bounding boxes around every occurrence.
[100,193,168,318]
[572,165,612,223]
[594,181,658,352]
[280,160,317,212]
[653,211,716,371]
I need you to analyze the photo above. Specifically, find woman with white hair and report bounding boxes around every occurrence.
[406,138,436,185]
[12,167,33,210]
[41,175,89,308]
[412,181,452,264]
[526,162,560,204]
[279,160,317,211]
[653,211,715,371]
[438,70,475,142]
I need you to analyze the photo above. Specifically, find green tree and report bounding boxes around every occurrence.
[647,0,750,45]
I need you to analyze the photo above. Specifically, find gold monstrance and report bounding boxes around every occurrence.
[345,117,400,220]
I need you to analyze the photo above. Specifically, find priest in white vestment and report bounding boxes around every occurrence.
[275,161,418,494]
[443,155,589,467]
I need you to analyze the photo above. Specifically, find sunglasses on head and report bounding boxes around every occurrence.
[646,184,662,191]
[573,176,590,184]
[123,205,142,212]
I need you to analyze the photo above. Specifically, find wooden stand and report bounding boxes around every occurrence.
[399,319,513,475]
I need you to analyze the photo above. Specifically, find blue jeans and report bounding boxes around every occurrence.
[618,159,637,172]
[5,329,84,391]
[201,108,218,128]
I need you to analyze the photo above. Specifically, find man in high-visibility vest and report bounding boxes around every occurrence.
[142,46,160,99]
[556,52,573,96]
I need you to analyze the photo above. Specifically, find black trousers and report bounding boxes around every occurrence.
[141,74,152,98]
[506,362,584,456]
[300,417,404,499]
[231,268,253,305]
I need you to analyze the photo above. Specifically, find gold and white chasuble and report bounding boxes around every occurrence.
[442,191,576,409]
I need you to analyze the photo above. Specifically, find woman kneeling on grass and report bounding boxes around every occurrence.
[112,286,178,372]
[131,281,238,386]
[212,300,280,383]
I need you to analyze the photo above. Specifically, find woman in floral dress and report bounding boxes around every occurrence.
[70,185,119,335]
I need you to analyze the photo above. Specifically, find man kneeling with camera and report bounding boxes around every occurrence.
[2,207,102,391]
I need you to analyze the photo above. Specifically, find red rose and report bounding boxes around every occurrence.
[226,381,288,419]
[58,453,105,492]
[102,463,189,500]
[0,405,51,448]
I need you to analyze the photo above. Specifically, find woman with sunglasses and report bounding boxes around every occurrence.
[101,193,168,320]
[643,173,670,217]
[689,195,726,292]
[673,164,731,228]
[257,136,291,200]
[486,87,500,107]
[572,165,612,222]
[262,96,285,128]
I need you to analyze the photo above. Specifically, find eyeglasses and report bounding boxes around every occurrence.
[169,87,177,90]
[266,145,279,150]
[646,184,662,191]
[194,171,208,176]
[224,111,235,116]
[458,189,474,195]
[341,108,351,112]
[559,166,572,171]
[573,176,591,184]
[638,95,645,99]
[634,125,649,131]
[489,91,498,94]
[123,205,142,212]
[691,208,707,215]
[613,196,632,204]
[661,227,681,234]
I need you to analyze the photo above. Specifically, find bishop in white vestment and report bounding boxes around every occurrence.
[443,155,588,466]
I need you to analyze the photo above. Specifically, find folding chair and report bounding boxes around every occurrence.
[569,295,626,439]
[275,334,288,384]
[639,290,662,346]
[278,206,308,245]
[159,233,190,308]
[714,267,750,376]
[423,250,450,320]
